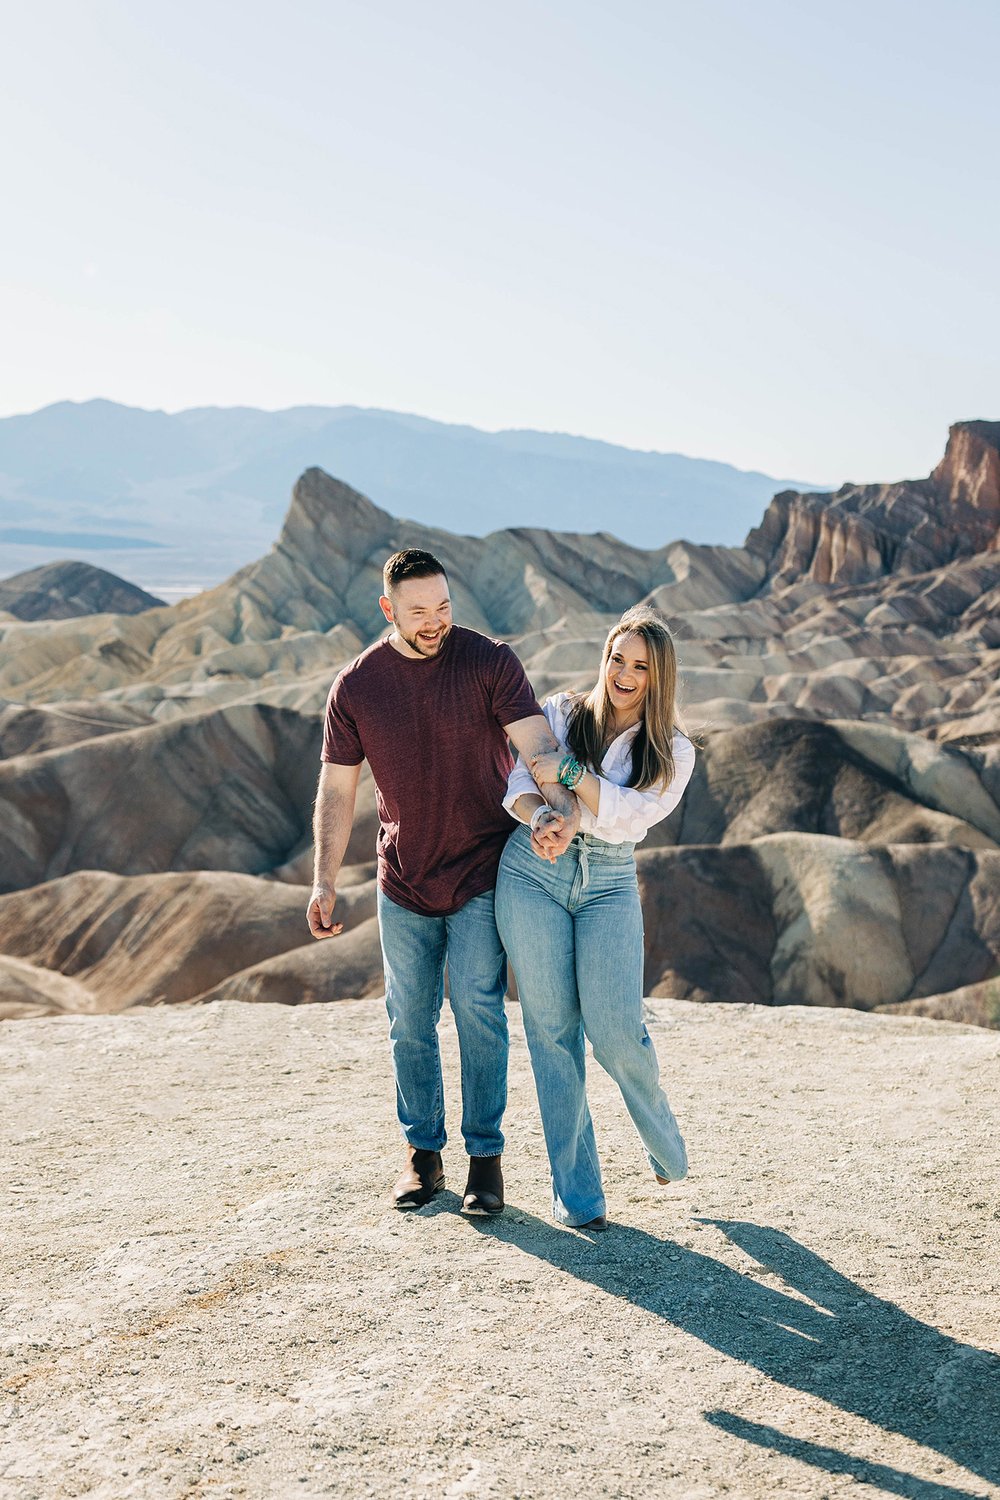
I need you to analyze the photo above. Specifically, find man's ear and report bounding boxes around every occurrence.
[378,594,394,625]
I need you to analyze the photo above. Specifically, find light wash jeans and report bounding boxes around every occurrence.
[377,886,508,1158]
[495,824,687,1226]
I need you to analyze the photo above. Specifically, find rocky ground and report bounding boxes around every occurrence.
[3,998,999,1500]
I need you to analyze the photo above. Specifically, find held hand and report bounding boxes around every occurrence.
[529,785,583,861]
[530,809,568,863]
[534,819,579,860]
[529,750,565,786]
[306,885,343,939]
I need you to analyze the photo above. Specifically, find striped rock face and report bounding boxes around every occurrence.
[0,424,997,1025]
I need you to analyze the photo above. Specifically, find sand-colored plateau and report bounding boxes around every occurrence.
[3,998,999,1499]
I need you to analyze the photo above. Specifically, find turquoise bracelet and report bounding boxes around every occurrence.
[557,755,585,788]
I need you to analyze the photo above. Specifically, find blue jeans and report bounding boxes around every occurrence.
[377,886,508,1157]
[495,825,687,1225]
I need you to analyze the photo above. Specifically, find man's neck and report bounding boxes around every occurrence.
[388,631,424,660]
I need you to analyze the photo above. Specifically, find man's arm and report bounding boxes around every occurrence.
[307,760,362,938]
[505,714,581,858]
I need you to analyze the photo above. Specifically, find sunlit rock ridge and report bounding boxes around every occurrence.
[0,422,997,1027]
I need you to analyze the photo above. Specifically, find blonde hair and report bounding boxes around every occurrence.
[566,606,682,791]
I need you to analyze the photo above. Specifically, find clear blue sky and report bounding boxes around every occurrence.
[3,0,997,482]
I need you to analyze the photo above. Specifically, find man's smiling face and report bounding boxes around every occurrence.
[381,573,453,659]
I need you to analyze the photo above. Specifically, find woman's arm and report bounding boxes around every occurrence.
[506,716,579,831]
[510,791,546,824]
[571,769,601,817]
[528,751,601,816]
[504,697,580,858]
[590,738,697,839]
[530,737,697,841]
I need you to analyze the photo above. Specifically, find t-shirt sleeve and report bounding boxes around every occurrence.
[320,671,365,765]
[490,643,542,728]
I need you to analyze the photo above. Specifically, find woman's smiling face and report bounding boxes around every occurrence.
[604,631,649,720]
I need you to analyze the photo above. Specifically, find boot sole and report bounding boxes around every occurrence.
[460,1201,505,1217]
[392,1177,445,1210]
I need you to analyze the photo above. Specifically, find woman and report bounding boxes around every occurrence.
[495,605,696,1230]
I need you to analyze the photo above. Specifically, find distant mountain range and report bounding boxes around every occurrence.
[0,399,820,595]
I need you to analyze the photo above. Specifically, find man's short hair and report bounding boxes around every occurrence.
[382,549,449,596]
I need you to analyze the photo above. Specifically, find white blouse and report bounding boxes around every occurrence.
[504,692,696,845]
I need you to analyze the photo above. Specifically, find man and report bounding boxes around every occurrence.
[306,549,577,1215]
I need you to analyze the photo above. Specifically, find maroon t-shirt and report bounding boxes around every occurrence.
[321,626,540,916]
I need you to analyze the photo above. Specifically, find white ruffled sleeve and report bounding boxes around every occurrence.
[589,733,696,842]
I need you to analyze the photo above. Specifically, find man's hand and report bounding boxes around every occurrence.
[530,808,564,863]
[307,884,344,939]
[309,761,360,939]
[530,804,580,862]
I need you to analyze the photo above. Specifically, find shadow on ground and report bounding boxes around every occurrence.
[450,1204,1000,1499]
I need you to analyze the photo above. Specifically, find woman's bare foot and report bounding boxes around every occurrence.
[654,1174,669,1185]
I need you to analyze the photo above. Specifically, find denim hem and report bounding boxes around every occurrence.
[553,1196,607,1227]
[557,1208,608,1228]
[649,1151,688,1183]
[404,1135,447,1153]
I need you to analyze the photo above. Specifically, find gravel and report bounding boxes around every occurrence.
[2,998,999,1500]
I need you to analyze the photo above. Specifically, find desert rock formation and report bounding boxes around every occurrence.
[0,560,164,621]
[0,423,997,1024]
[0,869,376,1016]
[747,420,1000,590]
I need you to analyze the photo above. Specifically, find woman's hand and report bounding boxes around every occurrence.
[529,750,566,786]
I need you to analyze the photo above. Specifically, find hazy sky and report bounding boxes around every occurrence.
[3,0,997,482]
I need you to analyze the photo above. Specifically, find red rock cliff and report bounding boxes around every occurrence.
[746,421,1000,590]
[930,420,1000,523]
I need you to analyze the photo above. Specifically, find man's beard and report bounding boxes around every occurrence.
[397,622,452,658]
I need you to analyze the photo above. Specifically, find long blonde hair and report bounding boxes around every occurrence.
[565,606,682,790]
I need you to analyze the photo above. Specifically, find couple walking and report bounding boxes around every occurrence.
[306,549,695,1230]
